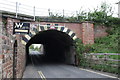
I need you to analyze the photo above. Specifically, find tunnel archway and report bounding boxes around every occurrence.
[26,29,76,65]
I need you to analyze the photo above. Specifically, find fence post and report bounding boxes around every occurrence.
[63,9,64,18]
[33,6,35,21]
[16,2,18,18]
[48,9,51,16]
[76,11,78,21]
[104,53,107,61]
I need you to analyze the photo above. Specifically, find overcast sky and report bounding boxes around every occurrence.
[0,0,119,16]
[5,0,118,9]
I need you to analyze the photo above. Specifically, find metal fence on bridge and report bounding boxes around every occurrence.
[0,0,78,21]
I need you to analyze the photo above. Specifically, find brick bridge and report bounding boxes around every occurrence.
[0,13,107,78]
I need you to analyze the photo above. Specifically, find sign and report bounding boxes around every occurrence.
[13,22,30,34]
[49,25,55,29]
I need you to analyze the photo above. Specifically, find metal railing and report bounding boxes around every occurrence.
[0,0,118,21]
[0,0,78,21]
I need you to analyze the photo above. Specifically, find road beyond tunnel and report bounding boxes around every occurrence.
[26,29,76,65]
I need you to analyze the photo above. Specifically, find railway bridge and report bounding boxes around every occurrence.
[0,12,94,78]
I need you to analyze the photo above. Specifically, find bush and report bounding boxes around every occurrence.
[75,39,93,66]
[90,26,119,53]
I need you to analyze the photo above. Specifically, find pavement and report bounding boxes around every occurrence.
[22,51,119,80]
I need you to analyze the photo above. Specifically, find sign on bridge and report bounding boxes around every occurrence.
[13,22,30,34]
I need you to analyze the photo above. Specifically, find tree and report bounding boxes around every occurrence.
[34,46,40,51]
[29,45,34,50]
[87,2,113,26]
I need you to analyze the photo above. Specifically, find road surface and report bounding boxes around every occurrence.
[22,51,118,79]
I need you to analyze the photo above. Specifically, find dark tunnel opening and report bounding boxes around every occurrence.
[26,30,76,65]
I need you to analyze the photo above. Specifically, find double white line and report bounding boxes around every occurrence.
[38,71,46,80]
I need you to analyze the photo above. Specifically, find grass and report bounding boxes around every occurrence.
[97,55,120,59]
[80,58,120,74]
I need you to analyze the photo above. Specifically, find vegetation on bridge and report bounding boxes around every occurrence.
[75,21,119,74]
[75,39,119,74]
[74,2,119,75]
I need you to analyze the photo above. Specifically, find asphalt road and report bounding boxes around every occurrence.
[22,51,119,80]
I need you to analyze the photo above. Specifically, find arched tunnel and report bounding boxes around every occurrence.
[26,29,76,65]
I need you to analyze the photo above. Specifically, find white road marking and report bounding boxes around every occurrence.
[38,71,46,80]
[79,68,119,79]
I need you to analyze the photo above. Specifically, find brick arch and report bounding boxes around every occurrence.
[22,26,77,45]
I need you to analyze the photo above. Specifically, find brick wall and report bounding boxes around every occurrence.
[0,17,15,78]
[81,22,94,44]
[0,17,3,78]
[2,34,14,78]
[39,22,83,39]
[39,21,94,44]
[94,25,108,38]
[15,35,26,78]
[0,17,26,79]
[6,18,26,78]
[6,18,20,35]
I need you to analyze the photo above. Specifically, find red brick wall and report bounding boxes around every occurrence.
[0,31,14,78]
[64,23,82,39]
[39,22,83,39]
[0,17,3,78]
[94,25,108,38]
[39,22,94,44]
[15,35,26,78]
[0,17,14,78]
[0,17,26,78]
[81,22,94,44]
[6,18,26,78]
[6,18,20,35]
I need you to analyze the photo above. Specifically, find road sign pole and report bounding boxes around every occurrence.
[33,6,35,21]
[16,2,18,18]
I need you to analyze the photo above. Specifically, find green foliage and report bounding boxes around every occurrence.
[74,2,119,74]
[90,25,120,53]
[87,2,114,26]
[75,39,85,66]
[89,62,119,74]
[97,55,120,59]
[75,25,119,74]
[66,16,78,22]
[77,10,87,22]
[29,45,40,51]
[36,2,117,25]
[49,13,64,21]
[75,39,93,66]
[29,45,34,50]
[34,46,40,51]
[75,39,85,53]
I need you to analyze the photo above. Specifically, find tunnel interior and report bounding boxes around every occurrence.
[26,30,76,65]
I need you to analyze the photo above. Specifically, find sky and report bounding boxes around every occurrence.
[0,0,119,17]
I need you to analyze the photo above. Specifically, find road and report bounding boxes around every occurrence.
[22,51,118,79]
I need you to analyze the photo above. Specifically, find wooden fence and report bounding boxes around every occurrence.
[82,53,120,74]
